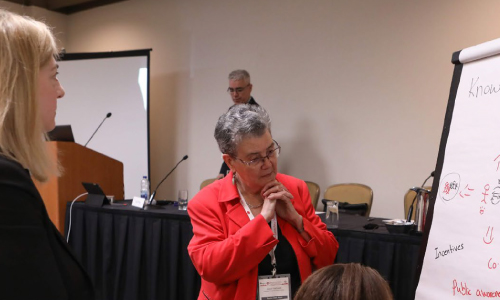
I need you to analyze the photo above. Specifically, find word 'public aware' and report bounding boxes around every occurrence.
[453,280,500,298]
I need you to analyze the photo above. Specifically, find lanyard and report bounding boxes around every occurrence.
[238,190,278,277]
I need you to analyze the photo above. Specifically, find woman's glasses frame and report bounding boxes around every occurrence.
[233,139,281,168]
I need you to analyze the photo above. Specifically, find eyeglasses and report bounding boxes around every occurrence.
[227,84,250,94]
[234,140,281,168]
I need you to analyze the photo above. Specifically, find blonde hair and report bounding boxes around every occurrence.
[0,9,59,182]
[294,263,394,300]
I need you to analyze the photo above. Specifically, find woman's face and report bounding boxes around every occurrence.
[231,130,278,191]
[37,57,65,132]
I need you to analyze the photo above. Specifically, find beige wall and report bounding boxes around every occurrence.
[0,1,68,47]
[3,0,500,218]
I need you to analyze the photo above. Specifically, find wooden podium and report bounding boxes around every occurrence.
[34,141,124,233]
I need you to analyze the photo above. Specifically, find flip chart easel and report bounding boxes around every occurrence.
[415,38,500,299]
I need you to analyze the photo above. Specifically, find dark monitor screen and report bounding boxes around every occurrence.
[82,182,106,196]
[47,125,75,142]
[82,182,108,207]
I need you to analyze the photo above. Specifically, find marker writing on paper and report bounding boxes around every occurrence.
[468,77,500,98]
[483,226,494,244]
[459,183,474,198]
[435,243,464,259]
[476,289,500,297]
[491,187,500,205]
[452,279,471,296]
[439,173,461,202]
[452,280,500,297]
[488,258,499,270]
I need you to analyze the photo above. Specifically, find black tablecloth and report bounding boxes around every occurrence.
[326,215,421,300]
[65,202,421,300]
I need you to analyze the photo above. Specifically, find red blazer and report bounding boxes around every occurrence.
[188,172,339,300]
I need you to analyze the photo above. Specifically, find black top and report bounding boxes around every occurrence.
[248,97,258,106]
[258,223,301,297]
[219,97,259,177]
[0,155,95,300]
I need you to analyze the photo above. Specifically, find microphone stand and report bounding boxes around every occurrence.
[143,155,188,210]
[84,112,112,147]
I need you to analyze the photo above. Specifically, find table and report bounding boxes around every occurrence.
[326,214,421,300]
[65,202,421,300]
[65,202,199,300]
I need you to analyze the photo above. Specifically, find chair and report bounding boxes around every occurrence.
[200,178,217,190]
[323,183,373,217]
[404,186,431,221]
[304,181,320,210]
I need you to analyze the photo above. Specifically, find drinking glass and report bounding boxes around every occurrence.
[325,200,339,228]
[178,190,188,211]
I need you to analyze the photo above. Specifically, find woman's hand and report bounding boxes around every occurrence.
[261,181,302,230]
[260,197,276,222]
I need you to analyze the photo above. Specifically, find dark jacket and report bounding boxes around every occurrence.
[0,155,95,300]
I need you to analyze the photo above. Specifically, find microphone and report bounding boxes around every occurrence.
[84,112,112,147]
[144,155,188,209]
[406,171,434,222]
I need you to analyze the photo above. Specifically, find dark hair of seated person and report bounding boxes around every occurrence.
[294,263,393,300]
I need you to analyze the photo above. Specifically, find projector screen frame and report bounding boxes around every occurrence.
[58,48,152,198]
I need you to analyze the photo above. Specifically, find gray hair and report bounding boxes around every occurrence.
[228,69,251,84]
[214,104,271,156]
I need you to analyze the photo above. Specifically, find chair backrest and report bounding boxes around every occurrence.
[200,178,217,190]
[323,183,373,217]
[404,186,431,221]
[304,181,320,210]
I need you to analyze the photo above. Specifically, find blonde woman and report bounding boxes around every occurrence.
[0,9,94,300]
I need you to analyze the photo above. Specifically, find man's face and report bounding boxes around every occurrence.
[228,79,252,104]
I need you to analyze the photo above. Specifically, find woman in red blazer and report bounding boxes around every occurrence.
[188,104,339,300]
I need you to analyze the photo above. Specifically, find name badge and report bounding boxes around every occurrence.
[257,274,291,300]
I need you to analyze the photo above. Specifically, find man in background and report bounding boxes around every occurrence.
[217,70,259,179]
[227,69,258,105]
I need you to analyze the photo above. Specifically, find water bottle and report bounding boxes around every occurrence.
[326,200,339,228]
[140,176,149,203]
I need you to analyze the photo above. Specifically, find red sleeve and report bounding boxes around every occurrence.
[187,187,278,285]
[292,178,339,268]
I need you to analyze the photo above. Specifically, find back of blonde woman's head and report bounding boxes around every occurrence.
[294,263,394,300]
[0,9,59,181]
